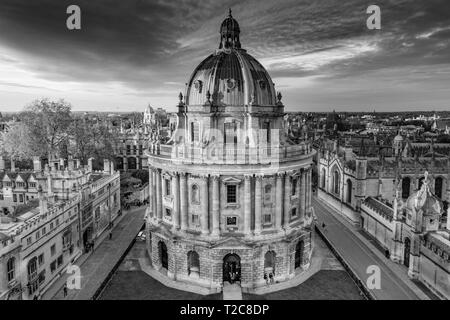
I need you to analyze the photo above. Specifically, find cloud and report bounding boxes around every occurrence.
[0,0,449,111]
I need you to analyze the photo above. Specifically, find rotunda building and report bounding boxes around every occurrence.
[145,10,315,293]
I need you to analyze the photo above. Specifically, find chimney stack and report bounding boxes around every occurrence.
[110,161,114,174]
[10,159,16,172]
[68,159,74,171]
[0,156,5,171]
[59,158,65,170]
[88,157,94,172]
[103,159,111,174]
[76,159,81,169]
[38,185,48,214]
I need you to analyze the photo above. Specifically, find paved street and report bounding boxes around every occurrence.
[41,207,146,300]
[312,197,426,300]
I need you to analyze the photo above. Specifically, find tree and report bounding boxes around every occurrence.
[20,98,72,159]
[68,118,116,165]
[0,121,37,160]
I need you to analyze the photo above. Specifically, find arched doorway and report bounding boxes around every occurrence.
[187,250,200,277]
[223,253,241,284]
[402,177,411,199]
[403,238,411,268]
[295,240,304,269]
[264,251,276,275]
[158,241,168,269]
[346,179,352,204]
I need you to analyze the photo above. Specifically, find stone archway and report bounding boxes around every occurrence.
[223,253,241,284]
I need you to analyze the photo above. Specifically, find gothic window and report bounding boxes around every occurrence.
[226,185,237,203]
[435,177,443,199]
[346,179,352,204]
[191,122,199,142]
[7,257,15,282]
[332,169,340,195]
[321,168,326,188]
[191,184,200,204]
[402,177,411,199]
[27,257,38,295]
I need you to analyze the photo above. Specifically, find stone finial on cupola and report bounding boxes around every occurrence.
[276,91,283,106]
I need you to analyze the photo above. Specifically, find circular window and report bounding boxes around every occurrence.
[259,80,266,90]
[226,79,236,90]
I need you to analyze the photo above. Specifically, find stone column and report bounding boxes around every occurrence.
[201,175,209,235]
[180,172,188,231]
[156,169,162,221]
[307,168,312,211]
[244,175,252,234]
[152,169,157,219]
[275,172,284,230]
[254,174,262,235]
[284,171,291,228]
[148,167,153,218]
[172,172,180,230]
[211,175,220,236]
[300,169,306,219]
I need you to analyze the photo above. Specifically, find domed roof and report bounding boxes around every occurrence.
[406,172,443,216]
[186,10,277,107]
[394,133,403,142]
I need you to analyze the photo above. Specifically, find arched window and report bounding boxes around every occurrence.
[7,257,15,282]
[435,177,443,199]
[402,177,411,199]
[191,184,200,204]
[332,169,340,195]
[321,168,326,188]
[191,122,199,142]
[187,251,200,276]
[264,185,272,202]
[418,177,425,190]
[346,179,352,204]
[27,257,38,295]
[264,251,276,274]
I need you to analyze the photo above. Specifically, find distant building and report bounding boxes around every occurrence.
[0,157,120,300]
[360,174,449,299]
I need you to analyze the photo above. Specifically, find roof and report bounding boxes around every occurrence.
[363,197,394,221]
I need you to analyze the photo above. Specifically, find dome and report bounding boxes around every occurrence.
[394,134,403,142]
[406,174,443,216]
[186,50,277,106]
[186,10,277,107]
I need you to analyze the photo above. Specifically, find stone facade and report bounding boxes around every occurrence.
[144,12,315,292]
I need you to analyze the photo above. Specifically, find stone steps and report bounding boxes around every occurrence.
[223,282,243,300]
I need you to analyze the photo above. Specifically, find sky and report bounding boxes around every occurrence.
[0,0,449,113]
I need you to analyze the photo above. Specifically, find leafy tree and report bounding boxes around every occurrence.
[0,121,37,160]
[20,98,72,159]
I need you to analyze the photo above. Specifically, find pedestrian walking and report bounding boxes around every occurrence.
[322,222,326,229]
[63,283,68,297]
[264,273,269,286]
[109,231,112,240]
[269,272,274,284]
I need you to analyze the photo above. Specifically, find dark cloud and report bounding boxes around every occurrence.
[0,0,449,111]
